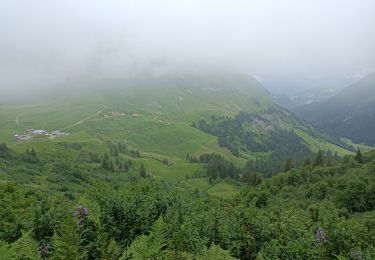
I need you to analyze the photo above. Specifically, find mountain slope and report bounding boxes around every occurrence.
[293,73,375,145]
[0,73,350,182]
[273,86,339,109]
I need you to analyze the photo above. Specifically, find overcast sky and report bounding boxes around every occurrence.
[1,0,374,94]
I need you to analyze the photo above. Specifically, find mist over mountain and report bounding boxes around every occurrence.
[273,86,340,109]
[1,0,375,95]
[293,73,375,145]
[1,1,375,259]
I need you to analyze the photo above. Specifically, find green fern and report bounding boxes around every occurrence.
[12,231,41,260]
[78,198,119,259]
[0,240,16,260]
[196,244,237,260]
[50,216,85,260]
[101,238,121,260]
[78,197,101,224]
[120,217,168,260]
[165,250,194,260]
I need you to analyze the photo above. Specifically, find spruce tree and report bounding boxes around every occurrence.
[109,160,115,172]
[101,153,110,171]
[303,158,311,166]
[314,150,324,166]
[0,143,9,158]
[139,164,147,178]
[284,159,294,172]
[29,148,39,163]
[354,148,364,163]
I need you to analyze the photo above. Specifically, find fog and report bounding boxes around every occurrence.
[1,0,374,95]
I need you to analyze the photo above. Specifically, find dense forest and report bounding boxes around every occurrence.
[193,108,313,176]
[1,141,374,259]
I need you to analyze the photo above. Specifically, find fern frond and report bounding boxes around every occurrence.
[50,216,86,260]
[0,240,16,260]
[120,217,168,260]
[196,244,237,260]
[148,217,168,254]
[77,197,101,223]
[120,235,148,260]
[12,231,41,260]
[165,249,194,260]
[101,238,121,260]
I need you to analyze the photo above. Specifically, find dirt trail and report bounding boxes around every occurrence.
[15,105,173,138]
[128,111,172,131]
[58,104,109,131]
[15,113,29,128]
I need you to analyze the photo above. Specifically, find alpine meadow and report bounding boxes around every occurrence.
[1,1,375,259]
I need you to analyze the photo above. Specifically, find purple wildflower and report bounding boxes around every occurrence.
[350,249,362,260]
[316,227,325,245]
[74,205,89,225]
[39,242,50,259]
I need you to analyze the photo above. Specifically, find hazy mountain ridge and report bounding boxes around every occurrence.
[273,86,340,109]
[293,73,375,145]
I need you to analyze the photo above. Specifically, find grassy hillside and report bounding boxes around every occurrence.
[0,73,352,186]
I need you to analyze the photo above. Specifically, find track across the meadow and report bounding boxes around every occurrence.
[58,104,109,131]
[14,105,173,139]
[124,111,172,132]
[15,113,29,128]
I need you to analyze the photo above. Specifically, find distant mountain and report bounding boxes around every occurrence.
[293,73,375,145]
[273,86,339,109]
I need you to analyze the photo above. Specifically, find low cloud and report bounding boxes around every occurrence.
[0,0,374,94]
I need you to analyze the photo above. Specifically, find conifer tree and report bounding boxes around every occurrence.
[0,143,10,158]
[303,158,311,166]
[314,150,324,166]
[109,160,115,172]
[139,164,147,178]
[354,148,364,163]
[101,153,110,171]
[30,148,39,162]
[284,159,294,172]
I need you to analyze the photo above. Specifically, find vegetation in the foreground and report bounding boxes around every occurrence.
[1,140,374,259]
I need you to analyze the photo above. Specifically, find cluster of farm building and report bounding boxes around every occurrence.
[14,129,68,141]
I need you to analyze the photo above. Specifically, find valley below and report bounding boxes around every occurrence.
[0,74,374,259]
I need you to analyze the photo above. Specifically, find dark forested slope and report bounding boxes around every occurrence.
[294,73,375,145]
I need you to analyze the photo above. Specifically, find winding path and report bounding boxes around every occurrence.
[15,113,29,128]
[58,104,109,131]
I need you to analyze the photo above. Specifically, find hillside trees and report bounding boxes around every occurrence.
[355,148,364,163]
[314,150,324,166]
[139,164,147,178]
[23,148,39,164]
[193,109,311,176]
[187,153,241,180]
[0,143,10,159]
[284,158,294,172]
[101,153,114,172]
